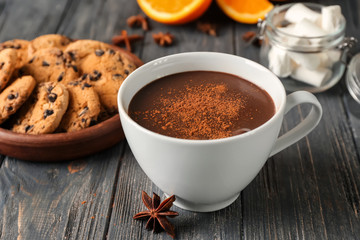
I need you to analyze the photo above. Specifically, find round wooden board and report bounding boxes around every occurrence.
[0,45,143,162]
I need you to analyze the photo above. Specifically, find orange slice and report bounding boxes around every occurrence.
[137,0,212,25]
[216,0,273,24]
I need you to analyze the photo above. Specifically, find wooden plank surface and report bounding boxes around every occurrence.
[0,0,359,239]
[0,144,124,239]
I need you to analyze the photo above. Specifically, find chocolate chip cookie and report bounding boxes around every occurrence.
[65,40,136,113]
[0,39,30,68]
[21,47,79,83]
[12,82,69,134]
[0,48,18,91]
[0,75,36,124]
[0,35,140,135]
[82,49,136,113]
[28,34,73,56]
[64,39,110,65]
[58,79,101,132]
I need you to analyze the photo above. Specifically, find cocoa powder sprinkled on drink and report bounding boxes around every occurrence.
[153,83,246,139]
[129,71,275,140]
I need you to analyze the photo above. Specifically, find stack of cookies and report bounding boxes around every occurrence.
[0,34,137,134]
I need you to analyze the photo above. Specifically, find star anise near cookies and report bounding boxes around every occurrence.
[152,32,175,46]
[133,191,179,238]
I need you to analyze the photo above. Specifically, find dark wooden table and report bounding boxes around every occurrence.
[1,0,360,239]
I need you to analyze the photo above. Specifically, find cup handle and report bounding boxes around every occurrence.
[269,91,322,157]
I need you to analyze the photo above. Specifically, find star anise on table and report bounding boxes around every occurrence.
[242,31,256,42]
[242,31,263,47]
[133,191,179,238]
[152,32,175,46]
[127,14,150,31]
[197,21,217,36]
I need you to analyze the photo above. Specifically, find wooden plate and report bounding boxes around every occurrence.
[0,46,143,162]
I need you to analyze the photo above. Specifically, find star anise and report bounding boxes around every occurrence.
[242,31,256,42]
[133,191,179,238]
[197,22,217,36]
[127,14,150,31]
[242,31,263,47]
[152,32,175,46]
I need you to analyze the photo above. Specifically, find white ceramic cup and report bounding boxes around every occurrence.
[118,52,322,212]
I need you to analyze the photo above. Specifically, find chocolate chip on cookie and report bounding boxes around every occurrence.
[48,92,57,102]
[44,109,54,119]
[95,49,105,56]
[88,70,102,81]
[57,72,65,82]
[42,60,50,67]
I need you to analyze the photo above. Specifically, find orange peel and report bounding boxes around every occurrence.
[216,0,273,24]
[137,0,212,25]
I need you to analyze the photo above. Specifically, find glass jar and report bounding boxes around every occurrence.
[346,53,360,104]
[259,2,356,93]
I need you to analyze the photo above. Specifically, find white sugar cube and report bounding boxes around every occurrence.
[278,24,296,35]
[293,19,328,37]
[288,52,321,70]
[278,24,312,47]
[284,3,321,24]
[291,66,332,87]
[322,5,342,32]
[268,46,293,78]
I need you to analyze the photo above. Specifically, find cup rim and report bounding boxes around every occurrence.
[118,52,286,145]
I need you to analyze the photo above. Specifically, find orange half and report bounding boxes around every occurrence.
[137,0,212,25]
[216,0,273,24]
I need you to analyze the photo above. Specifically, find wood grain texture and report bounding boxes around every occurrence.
[0,0,360,239]
[0,0,70,41]
[0,143,125,239]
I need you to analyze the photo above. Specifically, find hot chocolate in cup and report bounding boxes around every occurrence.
[118,52,322,212]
